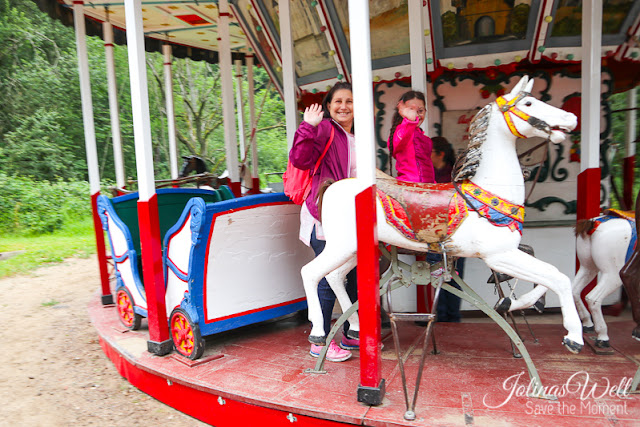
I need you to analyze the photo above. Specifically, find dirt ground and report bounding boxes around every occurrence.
[0,255,207,426]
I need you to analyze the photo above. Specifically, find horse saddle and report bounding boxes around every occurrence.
[375,170,456,244]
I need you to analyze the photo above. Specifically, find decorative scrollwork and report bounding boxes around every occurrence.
[525,197,576,214]
[189,202,205,246]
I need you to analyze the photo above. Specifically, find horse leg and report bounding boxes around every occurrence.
[496,283,548,312]
[301,247,355,343]
[585,272,622,347]
[484,249,583,353]
[570,234,597,332]
[325,254,360,337]
[572,266,598,333]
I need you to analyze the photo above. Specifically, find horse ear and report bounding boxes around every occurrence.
[524,78,534,94]
[510,76,528,96]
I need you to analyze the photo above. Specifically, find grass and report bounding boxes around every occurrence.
[0,218,97,280]
[41,299,60,307]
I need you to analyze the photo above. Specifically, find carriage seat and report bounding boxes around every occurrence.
[99,188,223,286]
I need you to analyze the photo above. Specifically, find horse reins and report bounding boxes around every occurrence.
[496,92,552,203]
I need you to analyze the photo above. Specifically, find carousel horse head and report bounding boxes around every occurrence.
[454,76,577,183]
[179,155,208,177]
[493,76,577,144]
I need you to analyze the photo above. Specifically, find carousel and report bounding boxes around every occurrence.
[35,0,640,425]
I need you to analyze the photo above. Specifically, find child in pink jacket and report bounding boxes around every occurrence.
[387,91,435,183]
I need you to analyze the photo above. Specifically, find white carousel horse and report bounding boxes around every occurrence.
[301,76,584,353]
[572,214,636,348]
[514,213,637,349]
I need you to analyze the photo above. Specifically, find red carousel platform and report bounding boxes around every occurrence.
[90,294,640,426]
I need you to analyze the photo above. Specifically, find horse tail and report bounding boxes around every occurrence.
[575,218,596,237]
[316,179,335,223]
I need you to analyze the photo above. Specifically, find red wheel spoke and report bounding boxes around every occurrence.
[171,312,196,356]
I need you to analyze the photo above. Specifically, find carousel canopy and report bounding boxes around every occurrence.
[36,0,640,93]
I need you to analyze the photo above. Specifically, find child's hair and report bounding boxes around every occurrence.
[388,90,426,156]
[322,82,353,118]
[431,136,456,167]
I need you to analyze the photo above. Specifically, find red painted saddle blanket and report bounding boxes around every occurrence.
[375,170,458,245]
[375,170,525,247]
[587,209,636,235]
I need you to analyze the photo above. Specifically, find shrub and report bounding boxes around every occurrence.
[0,173,91,235]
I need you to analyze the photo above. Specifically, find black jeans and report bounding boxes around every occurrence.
[310,226,358,336]
[425,253,463,322]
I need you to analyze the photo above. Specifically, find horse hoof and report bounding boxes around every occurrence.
[346,330,359,340]
[533,298,545,314]
[583,325,595,333]
[494,297,511,315]
[308,335,327,345]
[562,338,583,354]
[594,339,611,349]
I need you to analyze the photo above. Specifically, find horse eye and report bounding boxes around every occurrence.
[525,101,532,107]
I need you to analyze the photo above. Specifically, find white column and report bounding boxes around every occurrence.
[408,0,428,132]
[163,44,179,180]
[124,0,155,201]
[73,2,100,195]
[103,21,125,189]
[235,60,246,158]
[626,88,637,157]
[219,0,239,184]
[247,55,259,179]
[581,0,602,172]
[348,1,376,185]
[279,0,298,151]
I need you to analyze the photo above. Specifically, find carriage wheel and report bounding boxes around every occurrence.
[170,309,204,360]
[116,288,142,330]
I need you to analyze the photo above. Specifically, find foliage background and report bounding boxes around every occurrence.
[0,0,289,237]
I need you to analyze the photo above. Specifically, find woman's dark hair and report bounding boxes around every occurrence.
[431,136,456,167]
[388,90,426,155]
[322,82,353,118]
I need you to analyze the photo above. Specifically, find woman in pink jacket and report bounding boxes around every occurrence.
[387,91,435,183]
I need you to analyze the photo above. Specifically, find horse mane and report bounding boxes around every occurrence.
[575,218,596,237]
[452,103,492,183]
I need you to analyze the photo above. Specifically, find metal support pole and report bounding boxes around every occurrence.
[73,1,111,305]
[219,0,240,196]
[577,0,602,221]
[279,0,298,151]
[349,0,384,406]
[235,60,246,160]
[103,21,126,189]
[247,55,260,193]
[124,0,171,355]
[408,0,428,132]
[163,43,179,180]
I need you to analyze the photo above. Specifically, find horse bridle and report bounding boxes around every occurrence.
[454,92,554,212]
[495,92,554,139]
[495,91,553,203]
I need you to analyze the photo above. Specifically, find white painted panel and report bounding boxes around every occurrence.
[106,213,128,258]
[205,204,314,320]
[166,215,193,273]
[117,257,146,310]
[164,215,193,316]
